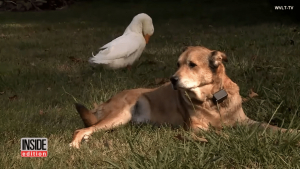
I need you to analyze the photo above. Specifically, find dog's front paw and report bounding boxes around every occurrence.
[69,142,80,149]
[70,128,92,149]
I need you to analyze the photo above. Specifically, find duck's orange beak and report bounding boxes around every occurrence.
[144,34,151,44]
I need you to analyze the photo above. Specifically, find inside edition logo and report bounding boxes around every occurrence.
[21,138,48,157]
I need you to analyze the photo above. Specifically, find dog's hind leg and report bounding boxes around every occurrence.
[70,107,132,149]
[71,89,150,148]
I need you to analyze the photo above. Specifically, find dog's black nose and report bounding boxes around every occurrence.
[170,76,179,85]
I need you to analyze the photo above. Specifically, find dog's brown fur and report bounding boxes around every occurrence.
[70,46,295,148]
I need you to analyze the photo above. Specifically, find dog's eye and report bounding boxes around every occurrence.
[189,62,197,68]
[177,62,180,68]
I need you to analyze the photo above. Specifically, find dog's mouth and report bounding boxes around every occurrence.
[170,76,207,91]
[171,83,200,91]
[171,83,178,90]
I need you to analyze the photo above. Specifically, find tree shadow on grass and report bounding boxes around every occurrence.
[0,0,299,28]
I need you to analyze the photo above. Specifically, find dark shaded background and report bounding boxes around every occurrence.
[1,0,299,27]
[82,0,300,22]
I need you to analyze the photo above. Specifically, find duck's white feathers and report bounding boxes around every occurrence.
[91,33,145,62]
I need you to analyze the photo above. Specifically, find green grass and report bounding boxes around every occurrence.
[1,0,300,168]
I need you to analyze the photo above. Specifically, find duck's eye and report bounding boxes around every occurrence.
[177,62,180,68]
[189,62,197,68]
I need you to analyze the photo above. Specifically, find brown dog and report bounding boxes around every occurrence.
[70,46,294,148]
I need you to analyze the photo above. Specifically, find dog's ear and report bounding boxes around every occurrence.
[209,50,228,68]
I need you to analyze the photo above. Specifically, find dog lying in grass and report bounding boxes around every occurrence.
[70,46,297,148]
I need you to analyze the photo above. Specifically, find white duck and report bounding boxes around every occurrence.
[89,13,154,69]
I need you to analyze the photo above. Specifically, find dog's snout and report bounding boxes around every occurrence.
[170,76,179,85]
[170,76,179,90]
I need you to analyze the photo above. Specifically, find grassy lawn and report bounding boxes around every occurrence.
[1,0,300,168]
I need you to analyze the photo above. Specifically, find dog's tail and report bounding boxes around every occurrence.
[75,103,98,127]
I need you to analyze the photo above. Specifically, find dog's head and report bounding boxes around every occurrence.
[170,46,228,90]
